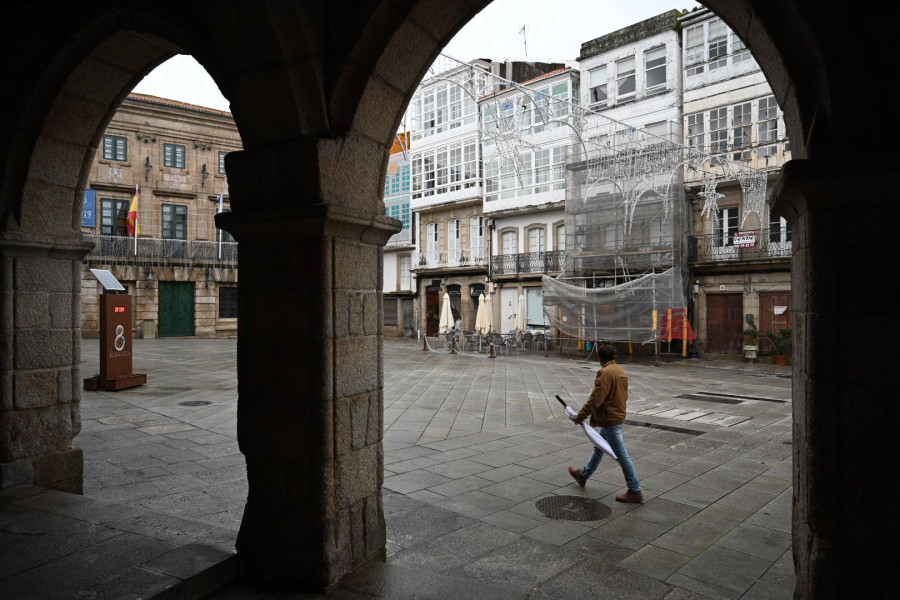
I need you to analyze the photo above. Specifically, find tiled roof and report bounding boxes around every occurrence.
[390,132,410,155]
[127,92,232,116]
[479,67,574,101]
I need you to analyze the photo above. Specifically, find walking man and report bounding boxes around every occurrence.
[568,344,643,503]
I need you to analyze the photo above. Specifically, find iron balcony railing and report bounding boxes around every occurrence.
[81,233,238,267]
[414,246,488,270]
[492,250,566,275]
[689,228,791,263]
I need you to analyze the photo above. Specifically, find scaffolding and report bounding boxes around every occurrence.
[412,54,769,348]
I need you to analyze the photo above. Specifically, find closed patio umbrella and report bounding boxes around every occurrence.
[475,293,488,335]
[439,292,454,334]
[514,294,527,333]
[484,293,494,333]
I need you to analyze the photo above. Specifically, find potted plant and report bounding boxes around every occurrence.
[742,323,759,361]
[762,328,792,365]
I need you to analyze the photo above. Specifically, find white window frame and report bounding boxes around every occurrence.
[588,65,607,106]
[732,32,752,64]
[501,230,518,255]
[426,222,439,254]
[758,96,779,144]
[707,18,728,70]
[714,207,739,259]
[447,219,460,261]
[470,216,484,261]
[399,255,411,290]
[615,56,636,102]
[769,210,792,252]
[687,113,704,151]
[527,227,546,253]
[644,46,667,94]
[709,107,728,154]
[555,223,566,251]
[685,24,705,69]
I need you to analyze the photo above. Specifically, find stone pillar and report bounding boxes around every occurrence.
[774,157,899,599]
[0,232,93,492]
[218,141,399,590]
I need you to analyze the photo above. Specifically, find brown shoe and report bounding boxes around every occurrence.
[568,467,586,487]
[615,489,644,503]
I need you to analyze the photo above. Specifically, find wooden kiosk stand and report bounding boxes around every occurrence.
[83,269,147,391]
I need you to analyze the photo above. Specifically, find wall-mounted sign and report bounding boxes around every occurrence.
[82,189,96,227]
[733,230,757,248]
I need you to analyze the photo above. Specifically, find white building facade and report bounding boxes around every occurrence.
[480,67,579,333]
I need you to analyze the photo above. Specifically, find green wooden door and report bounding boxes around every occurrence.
[158,281,195,337]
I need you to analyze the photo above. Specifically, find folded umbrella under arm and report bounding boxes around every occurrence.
[556,395,617,459]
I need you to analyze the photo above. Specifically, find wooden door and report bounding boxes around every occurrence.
[158,281,195,337]
[706,293,743,354]
[759,292,792,353]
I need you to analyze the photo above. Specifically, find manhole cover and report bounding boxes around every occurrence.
[535,495,611,521]
[178,400,211,407]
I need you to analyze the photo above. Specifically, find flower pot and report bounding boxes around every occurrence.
[773,354,788,366]
[743,345,758,361]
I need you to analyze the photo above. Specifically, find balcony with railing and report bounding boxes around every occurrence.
[689,228,791,264]
[491,251,566,276]
[413,246,487,270]
[81,234,238,268]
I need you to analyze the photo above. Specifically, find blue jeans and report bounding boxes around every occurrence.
[580,423,641,492]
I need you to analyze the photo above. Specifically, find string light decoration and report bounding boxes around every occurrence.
[406,54,771,343]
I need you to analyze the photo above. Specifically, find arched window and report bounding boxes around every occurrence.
[555,223,566,251]
[527,226,546,253]
[501,230,518,255]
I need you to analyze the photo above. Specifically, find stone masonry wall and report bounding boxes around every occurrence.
[1,237,91,492]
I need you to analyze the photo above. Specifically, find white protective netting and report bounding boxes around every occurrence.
[542,269,688,343]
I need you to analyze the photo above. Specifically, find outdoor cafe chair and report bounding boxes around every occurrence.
[522,331,534,350]
[534,332,547,352]
[490,332,507,356]
[506,330,519,354]
[462,331,476,351]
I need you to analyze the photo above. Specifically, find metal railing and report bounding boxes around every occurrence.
[689,228,791,262]
[414,246,488,269]
[81,233,238,267]
[491,250,566,275]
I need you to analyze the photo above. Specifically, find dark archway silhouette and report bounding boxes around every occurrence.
[1,1,896,596]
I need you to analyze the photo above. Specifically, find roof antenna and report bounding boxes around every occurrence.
[519,25,528,58]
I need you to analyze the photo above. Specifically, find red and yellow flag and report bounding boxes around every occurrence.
[126,185,139,236]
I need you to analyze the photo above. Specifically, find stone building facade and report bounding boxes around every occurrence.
[79,93,242,339]
[679,7,793,356]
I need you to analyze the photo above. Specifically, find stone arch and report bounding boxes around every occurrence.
[2,1,897,598]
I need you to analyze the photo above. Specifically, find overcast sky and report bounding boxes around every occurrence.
[132,0,692,111]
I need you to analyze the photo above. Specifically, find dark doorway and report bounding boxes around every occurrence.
[425,289,441,336]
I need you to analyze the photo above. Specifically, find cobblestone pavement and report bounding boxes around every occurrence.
[6,337,795,599]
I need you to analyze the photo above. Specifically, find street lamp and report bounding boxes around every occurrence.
[485,218,495,284]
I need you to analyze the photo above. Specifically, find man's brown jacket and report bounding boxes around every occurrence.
[574,360,628,427]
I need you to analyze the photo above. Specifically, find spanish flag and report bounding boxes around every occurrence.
[126,185,140,236]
